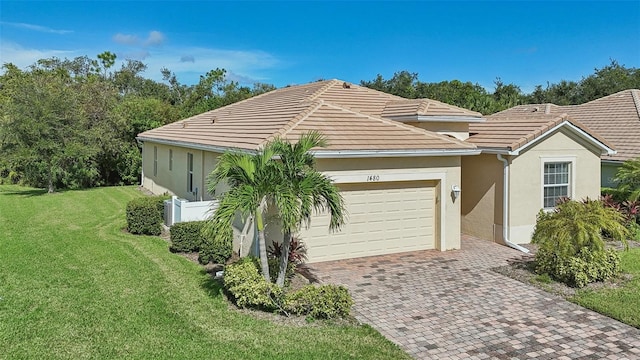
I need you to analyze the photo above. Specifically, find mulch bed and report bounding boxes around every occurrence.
[492,241,639,299]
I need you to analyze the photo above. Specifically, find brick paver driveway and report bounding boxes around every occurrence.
[308,235,640,359]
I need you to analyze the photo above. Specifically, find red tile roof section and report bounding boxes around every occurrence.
[489,89,639,161]
[139,79,477,152]
[468,113,614,153]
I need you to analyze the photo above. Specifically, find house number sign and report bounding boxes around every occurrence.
[366,175,380,182]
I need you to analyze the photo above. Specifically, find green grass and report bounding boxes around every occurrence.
[0,185,408,359]
[571,247,640,328]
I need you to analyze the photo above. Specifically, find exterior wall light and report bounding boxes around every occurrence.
[451,185,461,201]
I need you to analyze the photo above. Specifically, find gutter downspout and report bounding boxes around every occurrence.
[140,142,145,187]
[497,154,530,253]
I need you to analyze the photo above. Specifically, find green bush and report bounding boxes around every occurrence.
[532,199,628,287]
[223,258,282,310]
[222,257,353,319]
[284,284,353,319]
[536,247,621,288]
[126,195,169,235]
[169,221,207,253]
[198,224,233,265]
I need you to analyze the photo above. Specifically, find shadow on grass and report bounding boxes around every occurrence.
[199,268,224,298]
[0,188,50,197]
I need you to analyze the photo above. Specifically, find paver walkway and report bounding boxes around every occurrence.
[308,235,640,359]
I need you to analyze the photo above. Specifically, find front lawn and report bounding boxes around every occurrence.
[0,185,408,359]
[571,247,640,328]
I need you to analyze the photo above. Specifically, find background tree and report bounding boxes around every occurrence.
[0,63,98,192]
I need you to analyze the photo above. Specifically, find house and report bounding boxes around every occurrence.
[462,112,615,247]
[491,89,640,188]
[138,80,482,262]
[137,80,614,262]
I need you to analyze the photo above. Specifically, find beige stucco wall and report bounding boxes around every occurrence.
[141,141,221,201]
[508,129,602,244]
[404,121,470,140]
[461,154,503,242]
[462,129,603,245]
[142,142,463,256]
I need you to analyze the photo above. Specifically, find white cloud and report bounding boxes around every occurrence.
[0,38,280,86]
[140,47,279,85]
[119,50,150,60]
[180,55,195,63]
[0,21,72,35]
[0,40,79,68]
[145,31,165,46]
[113,33,139,45]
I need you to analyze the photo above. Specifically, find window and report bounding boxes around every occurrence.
[169,149,173,171]
[187,153,194,193]
[153,146,158,177]
[543,162,570,208]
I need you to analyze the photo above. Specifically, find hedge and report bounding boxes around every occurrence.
[169,221,207,253]
[126,195,169,235]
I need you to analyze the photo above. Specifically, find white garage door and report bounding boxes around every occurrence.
[302,181,436,263]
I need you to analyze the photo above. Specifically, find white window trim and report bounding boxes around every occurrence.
[153,146,158,177]
[540,156,576,210]
[187,153,194,193]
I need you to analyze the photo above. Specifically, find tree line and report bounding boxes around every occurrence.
[0,52,274,192]
[361,60,640,115]
[1,53,638,192]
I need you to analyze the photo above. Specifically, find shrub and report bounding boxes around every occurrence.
[267,237,308,266]
[532,199,628,287]
[223,257,282,310]
[284,284,353,319]
[536,247,621,288]
[267,257,296,286]
[198,226,233,265]
[169,221,207,253]
[126,195,169,235]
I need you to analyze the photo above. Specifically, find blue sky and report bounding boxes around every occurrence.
[1,1,639,92]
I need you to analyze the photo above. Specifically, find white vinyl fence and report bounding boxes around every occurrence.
[164,196,219,226]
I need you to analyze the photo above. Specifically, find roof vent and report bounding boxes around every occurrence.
[342,82,351,89]
[211,117,216,124]
[182,122,187,128]
[532,107,539,112]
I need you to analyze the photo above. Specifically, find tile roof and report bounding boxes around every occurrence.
[382,99,483,119]
[138,79,478,154]
[467,113,615,154]
[490,89,640,161]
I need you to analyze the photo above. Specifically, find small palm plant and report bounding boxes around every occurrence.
[532,198,629,287]
[204,146,280,282]
[271,131,346,287]
[614,157,640,202]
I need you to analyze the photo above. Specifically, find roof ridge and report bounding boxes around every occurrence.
[631,90,640,120]
[321,102,475,149]
[417,99,431,114]
[304,79,343,103]
[261,100,325,146]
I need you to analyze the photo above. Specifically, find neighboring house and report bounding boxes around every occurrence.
[137,80,614,261]
[463,113,615,248]
[491,89,640,188]
[138,80,483,262]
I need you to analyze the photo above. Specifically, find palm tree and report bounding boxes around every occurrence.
[271,131,346,287]
[615,157,640,201]
[206,146,279,282]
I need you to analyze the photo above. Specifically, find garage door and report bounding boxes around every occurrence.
[302,181,436,263]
